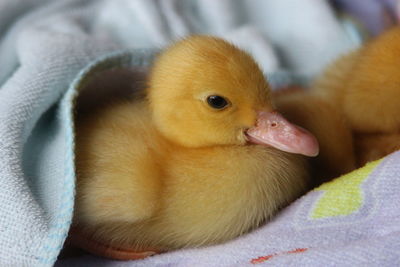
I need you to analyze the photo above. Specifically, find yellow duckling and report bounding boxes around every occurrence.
[311,27,400,166]
[73,36,319,254]
[273,89,356,183]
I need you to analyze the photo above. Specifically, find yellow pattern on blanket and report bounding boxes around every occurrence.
[311,159,383,219]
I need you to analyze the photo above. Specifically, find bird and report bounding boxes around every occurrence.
[273,88,356,184]
[72,35,320,256]
[310,26,400,166]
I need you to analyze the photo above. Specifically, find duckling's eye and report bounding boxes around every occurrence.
[207,95,229,110]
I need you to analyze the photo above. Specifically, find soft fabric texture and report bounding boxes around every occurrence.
[0,0,392,266]
[333,0,399,36]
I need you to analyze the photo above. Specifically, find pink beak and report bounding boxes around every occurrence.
[246,111,319,157]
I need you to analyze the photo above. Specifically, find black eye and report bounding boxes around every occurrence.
[207,95,229,109]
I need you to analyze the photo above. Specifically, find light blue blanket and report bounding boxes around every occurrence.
[3,0,394,266]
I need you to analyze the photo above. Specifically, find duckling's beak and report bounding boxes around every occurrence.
[246,111,319,157]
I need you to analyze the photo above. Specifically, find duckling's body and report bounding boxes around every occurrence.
[274,90,356,183]
[74,36,316,252]
[311,27,400,165]
[75,98,308,250]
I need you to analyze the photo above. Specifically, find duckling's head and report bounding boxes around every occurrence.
[148,36,318,156]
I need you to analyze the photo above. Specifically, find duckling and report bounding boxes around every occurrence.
[273,88,356,184]
[311,27,400,165]
[73,36,320,254]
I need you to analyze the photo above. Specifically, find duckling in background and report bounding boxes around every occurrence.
[311,26,400,166]
[273,89,356,184]
[73,36,321,255]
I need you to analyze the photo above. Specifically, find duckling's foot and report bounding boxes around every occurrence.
[67,227,160,260]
